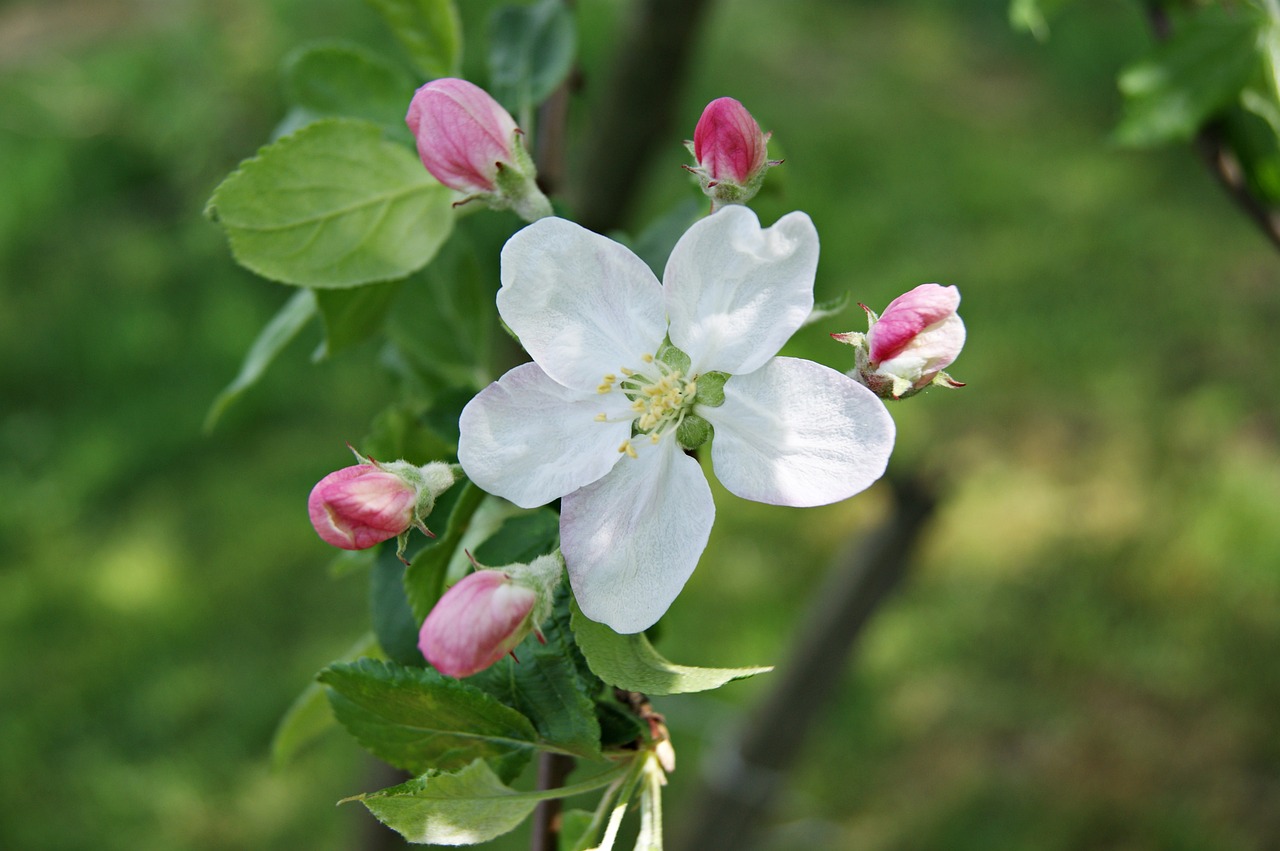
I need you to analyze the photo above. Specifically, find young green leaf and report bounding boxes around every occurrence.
[207,118,454,288]
[570,601,772,695]
[371,545,429,667]
[404,481,486,621]
[203,289,316,432]
[271,632,382,769]
[320,658,539,782]
[472,508,560,566]
[282,42,417,138]
[353,758,629,845]
[366,0,462,79]
[313,280,404,359]
[488,0,576,117]
[1115,7,1265,147]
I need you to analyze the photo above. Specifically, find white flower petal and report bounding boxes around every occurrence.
[498,218,667,392]
[561,440,715,633]
[458,363,634,509]
[703,357,895,507]
[663,206,819,375]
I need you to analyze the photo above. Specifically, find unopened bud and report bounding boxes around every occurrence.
[405,78,551,221]
[685,97,778,210]
[308,450,455,557]
[419,553,562,677]
[833,283,966,400]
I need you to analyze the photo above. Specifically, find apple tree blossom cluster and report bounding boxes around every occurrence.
[208,10,964,845]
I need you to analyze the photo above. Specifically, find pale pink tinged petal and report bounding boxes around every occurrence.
[498,218,668,392]
[406,78,518,194]
[876,313,966,381]
[868,283,961,364]
[458,363,634,509]
[703,357,895,507]
[419,571,537,677]
[693,97,768,184]
[308,465,416,550]
[664,206,819,375]
[561,441,715,634]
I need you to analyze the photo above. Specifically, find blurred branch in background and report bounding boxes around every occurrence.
[571,0,716,233]
[674,475,938,851]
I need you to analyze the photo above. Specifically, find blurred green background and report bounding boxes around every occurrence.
[2,0,1277,849]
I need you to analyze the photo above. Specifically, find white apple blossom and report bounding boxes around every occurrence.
[458,206,895,633]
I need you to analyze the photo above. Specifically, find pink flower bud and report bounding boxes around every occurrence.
[419,570,538,678]
[406,78,520,195]
[693,97,769,186]
[686,97,776,209]
[833,284,966,400]
[308,464,418,550]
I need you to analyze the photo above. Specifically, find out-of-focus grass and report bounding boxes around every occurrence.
[1,0,1277,849]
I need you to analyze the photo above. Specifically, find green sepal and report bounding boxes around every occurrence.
[655,340,691,375]
[675,414,713,450]
[694,371,728,408]
[570,600,772,695]
[319,658,539,782]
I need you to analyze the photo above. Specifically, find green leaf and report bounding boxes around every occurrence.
[203,289,316,432]
[362,402,457,467]
[404,481,486,621]
[488,0,576,117]
[320,658,539,781]
[1008,0,1074,40]
[628,198,703,277]
[385,214,509,394]
[1115,7,1265,147]
[558,809,597,851]
[271,632,382,768]
[367,0,463,79]
[206,118,454,288]
[282,42,417,138]
[371,545,428,667]
[470,587,603,759]
[353,758,629,845]
[313,280,403,359]
[570,600,772,695]
[473,509,560,566]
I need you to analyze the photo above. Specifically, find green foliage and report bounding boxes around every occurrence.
[488,0,576,117]
[320,658,539,782]
[281,42,417,138]
[570,600,772,695]
[272,633,381,768]
[206,119,454,287]
[470,587,604,760]
[353,758,629,845]
[1114,7,1265,146]
[404,482,486,621]
[367,0,463,80]
[371,545,428,667]
[203,289,316,431]
[1008,0,1076,41]
[313,281,404,358]
[472,509,561,566]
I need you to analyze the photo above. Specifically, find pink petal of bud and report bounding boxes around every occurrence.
[308,464,417,550]
[419,571,538,678]
[867,283,963,365]
[693,97,769,186]
[406,78,520,194]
